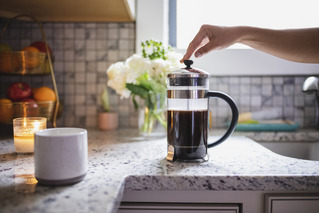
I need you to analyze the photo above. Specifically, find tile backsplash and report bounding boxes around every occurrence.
[0,18,318,129]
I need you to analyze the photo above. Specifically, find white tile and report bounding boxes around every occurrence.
[97,29,107,39]
[261,85,272,96]
[97,62,108,73]
[65,50,74,61]
[294,96,305,107]
[75,105,86,116]
[86,84,96,94]
[64,27,74,39]
[75,84,85,95]
[262,77,272,85]
[75,95,85,105]
[251,77,262,85]
[108,28,118,39]
[75,28,85,39]
[250,96,262,108]
[64,62,74,72]
[75,73,85,83]
[65,84,75,95]
[85,116,97,128]
[120,28,129,39]
[86,73,97,83]
[272,96,283,107]
[86,105,97,116]
[75,62,86,72]
[108,50,119,61]
[86,40,96,50]
[86,51,96,61]
[273,77,283,84]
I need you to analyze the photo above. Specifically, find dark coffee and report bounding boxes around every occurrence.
[167,110,208,160]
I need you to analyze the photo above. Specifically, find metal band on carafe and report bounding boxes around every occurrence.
[167,90,207,99]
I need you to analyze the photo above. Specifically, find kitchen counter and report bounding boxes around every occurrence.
[0,129,318,213]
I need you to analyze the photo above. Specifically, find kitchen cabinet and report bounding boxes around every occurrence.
[118,203,239,213]
[0,0,135,22]
[119,191,319,213]
[265,193,319,213]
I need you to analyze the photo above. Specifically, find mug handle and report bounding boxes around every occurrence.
[206,91,239,148]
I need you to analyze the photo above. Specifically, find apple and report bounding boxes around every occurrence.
[6,82,32,101]
[20,98,36,102]
[30,41,53,56]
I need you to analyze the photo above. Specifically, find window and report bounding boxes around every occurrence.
[174,0,319,49]
[136,0,319,75]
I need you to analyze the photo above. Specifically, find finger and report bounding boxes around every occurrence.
[180,27,208,62]
[194,40,217,58]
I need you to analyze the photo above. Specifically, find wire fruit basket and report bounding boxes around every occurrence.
[0,51,50,74]
[0,101,56,124]
[0,15,60,127]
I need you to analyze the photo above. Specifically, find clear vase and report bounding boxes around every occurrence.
[138,95,167,138]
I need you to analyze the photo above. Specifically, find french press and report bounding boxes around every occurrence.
[167,60,239,162]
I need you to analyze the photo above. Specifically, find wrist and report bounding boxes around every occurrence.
[233,26,251,44]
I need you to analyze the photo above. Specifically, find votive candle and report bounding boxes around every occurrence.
[13,117,47,154]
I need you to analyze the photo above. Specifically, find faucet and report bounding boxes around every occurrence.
[302,76,319,128]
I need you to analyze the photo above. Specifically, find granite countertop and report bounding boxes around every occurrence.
[0,129,318,213]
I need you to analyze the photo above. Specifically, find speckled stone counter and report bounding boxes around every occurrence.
[0,129,318,213]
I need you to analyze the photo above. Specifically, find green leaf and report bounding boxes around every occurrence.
[136,72,149,82]
[132,95,139,110]
[126,83,149,96]
[101,87,110,112]
[140,39,171,60]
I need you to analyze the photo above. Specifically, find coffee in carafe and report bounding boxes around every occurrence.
[167,60,238,162]
[167,110,208,160]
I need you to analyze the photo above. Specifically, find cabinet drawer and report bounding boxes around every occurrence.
[265,193,319,213]
[118,202,240,213]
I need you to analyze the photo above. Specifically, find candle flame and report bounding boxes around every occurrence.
[33,121,41,131]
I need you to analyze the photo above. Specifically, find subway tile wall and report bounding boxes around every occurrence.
[0,19,318,129]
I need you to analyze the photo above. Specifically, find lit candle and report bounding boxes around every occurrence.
[13,117,47,154]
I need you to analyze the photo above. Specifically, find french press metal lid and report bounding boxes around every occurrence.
[167,60,209,100]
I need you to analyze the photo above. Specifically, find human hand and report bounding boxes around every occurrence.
[180,25,240,62]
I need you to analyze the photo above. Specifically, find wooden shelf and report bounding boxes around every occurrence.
[0,0,135,22]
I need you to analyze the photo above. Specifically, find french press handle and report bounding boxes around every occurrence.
[206,91,239,148]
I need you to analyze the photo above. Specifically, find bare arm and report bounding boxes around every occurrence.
[181,25,319,64]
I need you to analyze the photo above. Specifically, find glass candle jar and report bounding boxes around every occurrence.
[13,117,47,154]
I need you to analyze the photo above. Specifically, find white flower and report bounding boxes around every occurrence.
[125,54,151,83]
[167,51,183,70]
[107,62,131,98]
[106,43,183,99]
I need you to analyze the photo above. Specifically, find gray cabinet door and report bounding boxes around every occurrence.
[118,202,240,213]
[265,193,319,213]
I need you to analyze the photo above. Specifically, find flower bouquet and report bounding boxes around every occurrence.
[107,40,182,135]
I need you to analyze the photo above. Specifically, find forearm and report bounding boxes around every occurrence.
[237,26,319,63]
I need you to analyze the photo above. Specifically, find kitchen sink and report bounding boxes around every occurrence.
[259,141,319,161]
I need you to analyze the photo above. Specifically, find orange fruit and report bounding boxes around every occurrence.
[0,98,13,124]
[21,46,41,69]
[0,98,11,103]
[22,46,39,52]
[33,87,56,101]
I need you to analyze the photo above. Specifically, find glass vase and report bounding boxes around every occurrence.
[138,94,166,138]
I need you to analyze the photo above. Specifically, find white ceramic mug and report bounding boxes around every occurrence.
[34,128,88,186]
